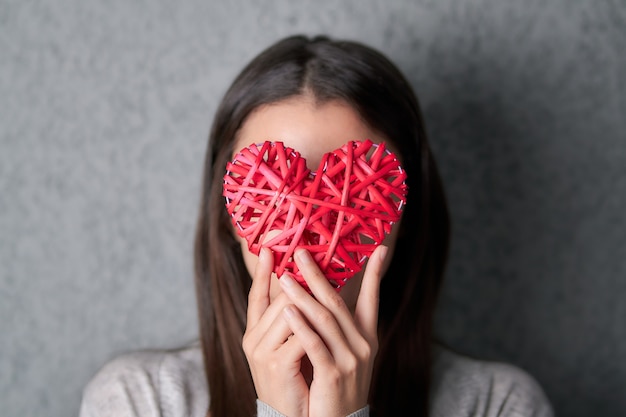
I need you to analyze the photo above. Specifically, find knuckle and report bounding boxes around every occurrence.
[241,334,252,353]
[313,270,327,284]
[342,354,358,373]
[359,340,374,360]
[308,337,326,354]
[370,339,379,355]
[315,309,334,326]
[251,348,265,364]
[247,293,261,306]
[326,292,345,310]
[366,342,378,360]
[247,285,264,301]
[267,358,280,373]
[326,368,342,386]
[364,292,379,308]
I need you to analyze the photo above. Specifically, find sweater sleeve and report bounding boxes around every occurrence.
[256,400,370,417]
[79,347,208,417]
[79,353,163,417]
[430,348,554,417]
[479,363,553,417]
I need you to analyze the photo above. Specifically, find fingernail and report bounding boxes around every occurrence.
[295,249,312,264]
[283,305,295,319]
[379,245,389,262]
[280,273,296,290]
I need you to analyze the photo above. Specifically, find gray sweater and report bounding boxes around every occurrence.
[79,343,553,417]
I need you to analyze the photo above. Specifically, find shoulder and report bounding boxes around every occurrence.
[79,343,208,417]
[429,345,554,417]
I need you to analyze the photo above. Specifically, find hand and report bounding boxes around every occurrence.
[279,245,388,417]
[242,248,309,417]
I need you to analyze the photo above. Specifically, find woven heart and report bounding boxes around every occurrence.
[223,140,407,291]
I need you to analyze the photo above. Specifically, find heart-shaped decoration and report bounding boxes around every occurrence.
[223,140,407,291]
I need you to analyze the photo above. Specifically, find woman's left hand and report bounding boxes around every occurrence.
[279,245,388,417]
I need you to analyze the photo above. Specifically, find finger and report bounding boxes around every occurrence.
[280,333,306,363]
[246,291,292,345]
[293,249,361,340]
[257,307,299,352]
[282,304,334,368]
[293,249,350,314]
[279,273,353,358]
[243,293,296,359]
[247,248,274,329]
[354,245,387,342]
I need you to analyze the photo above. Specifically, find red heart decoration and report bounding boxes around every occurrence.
[223,140,407,291]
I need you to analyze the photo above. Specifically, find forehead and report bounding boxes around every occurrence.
[233,97,388,169]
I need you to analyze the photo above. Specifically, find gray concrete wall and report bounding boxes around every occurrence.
[1,1,624,416]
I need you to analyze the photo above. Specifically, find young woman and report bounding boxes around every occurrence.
[80,35,553,417]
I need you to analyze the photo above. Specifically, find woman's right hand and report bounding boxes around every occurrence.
[242,248,309,417]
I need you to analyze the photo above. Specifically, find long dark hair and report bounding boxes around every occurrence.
[194,35,450,417]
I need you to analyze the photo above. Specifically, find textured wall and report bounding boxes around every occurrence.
[1,1,624,416]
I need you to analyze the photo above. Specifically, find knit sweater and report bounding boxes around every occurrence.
[79,343,553,417]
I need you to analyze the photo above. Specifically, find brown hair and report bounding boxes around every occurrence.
[194,35,450,417]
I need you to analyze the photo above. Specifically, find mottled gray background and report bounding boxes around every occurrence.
[1,1,624,416]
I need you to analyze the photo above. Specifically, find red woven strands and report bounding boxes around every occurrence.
[223,140,408,291]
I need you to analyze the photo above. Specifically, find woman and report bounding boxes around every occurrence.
[81,35,552,417]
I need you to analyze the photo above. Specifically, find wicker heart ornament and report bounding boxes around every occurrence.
[223,140,407,291]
